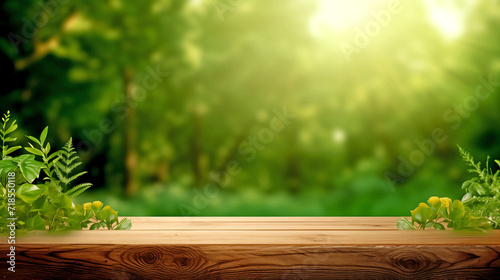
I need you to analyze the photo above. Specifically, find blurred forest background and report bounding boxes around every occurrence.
[1,0,500,216]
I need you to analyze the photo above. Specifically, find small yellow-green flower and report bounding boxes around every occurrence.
[440,197,451,208]
[92,201,103,211]
[427,196,441,209]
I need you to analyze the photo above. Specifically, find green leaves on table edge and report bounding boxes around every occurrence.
[397,196,493,232]
[0,110,131,232]
[397,146,500,232]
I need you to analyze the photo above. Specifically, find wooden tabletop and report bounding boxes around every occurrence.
[4,216,500,245]
[2,217,499,279]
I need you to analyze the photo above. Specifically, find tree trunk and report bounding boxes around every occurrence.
[190,107,204,187]
[123,67,138,197]
[156,160,170,183]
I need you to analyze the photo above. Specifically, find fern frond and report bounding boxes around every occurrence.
[66,162,83,173]
[458,145,486,180]
[68,171,88,183]
[460,146,500,229]
[54,161,67,174]
[54,137,92,193]
[66,183,92,198]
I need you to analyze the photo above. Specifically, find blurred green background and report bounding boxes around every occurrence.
[1,0,500,216]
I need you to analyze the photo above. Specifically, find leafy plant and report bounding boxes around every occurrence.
[53,137,92,197]
[397,196,492,231]
[25,126,60,181]
[79,201,132,230]
[458,146,500,229]
[0,111,131,232]
[1,111,22,160]
[398,146,500,231]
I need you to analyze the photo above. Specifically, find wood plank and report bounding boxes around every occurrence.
[1,244,499,279]
[3,229,500,245]
[123,216,401,230]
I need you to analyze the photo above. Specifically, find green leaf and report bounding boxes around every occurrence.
[411,203,433,224]
[97,205,118,224]
[433,223,445,230]
[424,221,435,229]
[67,171,87,182]
[91,201,103,213]
[25,147,44,157]
[5,122,18,134]
[89,223,101,230]
[26,135,41,146]
[40,127,48,146]
[66,183,92,198]
[67,207,84,230]
[47,151,60,161]
[25,214,46,230]
[45,181,62,200]
[438,205,449,219]
[30,195,47,212]
[74,204,84,214]
[58,194,73,210]
[41,200,58,220]
[397,217,416,230]
[4,146,21,157]
[462,180,472,191]
[427,196,441,210]
[428,210,439,222]
[115,218,132,230]
[16,154,44,183]
[0,159,17,178]
[461,192,472,203]
[449,200,465,220]
[467,182,487,196]
[16,183,45,204]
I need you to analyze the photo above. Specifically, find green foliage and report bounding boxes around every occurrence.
[397,196,492,232]
[0,111,131,232]
[25,126,60,181]
[398,147,500,231]
[79,201,132,230]
[1,111,22,160]
[13,155,44,184]
[54,137,92,197]
[458,146,500,229]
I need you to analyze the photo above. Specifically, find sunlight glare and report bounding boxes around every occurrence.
[423,0,477,40]
[311,0,384,36]
[332,128,346,144]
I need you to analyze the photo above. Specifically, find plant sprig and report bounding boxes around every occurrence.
[397,196,493,232]
[25,126,60,181]
[54,137,92,197]
[458,145,500,228]
[1,111,22,160]
[77,201,132,230]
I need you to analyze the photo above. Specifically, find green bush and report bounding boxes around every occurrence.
[398,146,500,231]
[0,111,131,232]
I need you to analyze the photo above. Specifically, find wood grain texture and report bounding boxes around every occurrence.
[1,217,499,279]
[124,216,401,231]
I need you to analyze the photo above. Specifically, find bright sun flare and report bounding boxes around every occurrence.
[423,0,477,40]
[311,0,477,40]
[312,0,382,33]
